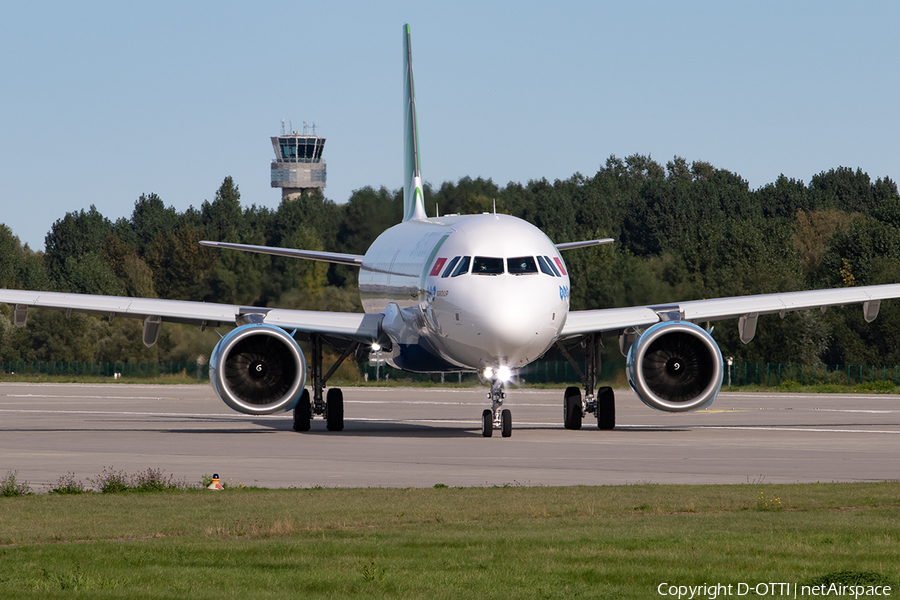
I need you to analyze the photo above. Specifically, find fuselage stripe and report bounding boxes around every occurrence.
[421,234,451,283]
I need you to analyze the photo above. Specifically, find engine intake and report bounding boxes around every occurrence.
[210,324,307,415]
[626,321,723,412]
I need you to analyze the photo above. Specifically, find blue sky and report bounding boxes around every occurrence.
[2,1,898,249]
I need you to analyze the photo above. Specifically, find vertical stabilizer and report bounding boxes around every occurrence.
[403,24,428,222]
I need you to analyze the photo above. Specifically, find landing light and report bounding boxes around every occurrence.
[483,366,512,381]
[371,343,381,352]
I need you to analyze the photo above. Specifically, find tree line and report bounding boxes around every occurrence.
[1,155,898,370]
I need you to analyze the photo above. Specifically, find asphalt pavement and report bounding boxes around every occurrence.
[1,382,898,489]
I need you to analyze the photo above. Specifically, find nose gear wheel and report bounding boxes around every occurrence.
[481,377,512,438]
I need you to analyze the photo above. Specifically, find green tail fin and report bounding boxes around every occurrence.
[403,24,427,222]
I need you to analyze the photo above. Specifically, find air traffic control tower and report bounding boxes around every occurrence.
[271,126,326,201]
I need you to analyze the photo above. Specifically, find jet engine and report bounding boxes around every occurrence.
[626,321,723,412]
[209,324,307,415]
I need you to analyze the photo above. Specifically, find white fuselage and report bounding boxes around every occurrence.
[358,213,571,373]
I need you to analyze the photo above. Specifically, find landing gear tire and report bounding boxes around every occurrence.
[501,409,512,438]
[326,388,344,432]
[293,389,311,432]
[481,409,493,438]
[596,386,615,430]
[564,386,582,430]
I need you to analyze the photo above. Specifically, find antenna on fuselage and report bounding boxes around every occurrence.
[493,198,497,215]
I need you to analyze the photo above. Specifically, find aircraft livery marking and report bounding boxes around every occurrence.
[553,257,568,276]
[425,285,449,301]
[420,234,451,281]
[429,257,447,277]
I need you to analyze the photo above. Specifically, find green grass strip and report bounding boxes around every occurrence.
[1,483,898,598]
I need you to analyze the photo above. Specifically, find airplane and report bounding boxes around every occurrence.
[3,24,900,438]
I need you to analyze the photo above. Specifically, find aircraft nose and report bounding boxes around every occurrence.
[479,296,560,364]
[486,307,543,345]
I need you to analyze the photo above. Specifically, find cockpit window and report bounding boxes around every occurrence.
[537,255,557,277]
[543,255,561,277]
[451,256,471,277]
[441,256,461,278]
[507,256,538,275]
[472,256,504,275]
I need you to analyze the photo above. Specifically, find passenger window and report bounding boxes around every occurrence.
[543,256,561,277]
[451,256,471,277]
[441,256,461,278]
[537,256,556,277]
[507,256,538,275]
[472,256,504,275]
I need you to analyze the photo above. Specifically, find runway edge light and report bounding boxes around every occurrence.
[207,473,224,490]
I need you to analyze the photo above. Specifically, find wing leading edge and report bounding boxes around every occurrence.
[0,289,381,343]
[198,241,364,266]
[561,283,900,340]
[555,238,614,251]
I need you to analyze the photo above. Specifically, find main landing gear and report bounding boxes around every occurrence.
[293,333,358,433]
[557,332,616,431]
[481,377,512,438]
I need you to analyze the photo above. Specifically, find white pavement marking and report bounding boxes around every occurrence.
[0,408,278,419]
[623,424,900,434]
[1,408,897,434]
[4,394,169,400]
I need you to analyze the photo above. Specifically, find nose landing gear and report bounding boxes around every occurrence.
[481,378,512,437]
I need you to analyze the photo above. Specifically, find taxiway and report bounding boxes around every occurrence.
[1,382,898,488]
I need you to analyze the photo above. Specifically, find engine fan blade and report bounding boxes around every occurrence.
[641,331,713,403]
[224,335,297,404]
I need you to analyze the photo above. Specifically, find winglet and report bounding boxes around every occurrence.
[403,24,427,222]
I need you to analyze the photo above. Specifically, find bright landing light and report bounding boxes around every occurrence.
[483,366,512,381]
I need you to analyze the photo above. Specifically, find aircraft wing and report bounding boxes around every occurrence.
[560,283,900,339]
[0,289,381,342]
[555,239,614,251]
[198,241,364,266]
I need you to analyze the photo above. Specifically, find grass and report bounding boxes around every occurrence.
[0,483,898,598]
[0,373,209,385]
[0,471,32,497]
[723,380,900,394]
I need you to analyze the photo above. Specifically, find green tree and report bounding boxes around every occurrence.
[0,225,47,291]
[145,225,216,301]
[130,194,179,252]
[336,187,403,255]
[102,234,156,298]
[44,206,116,292]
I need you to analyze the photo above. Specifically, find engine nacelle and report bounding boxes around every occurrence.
[209,324,307,415]
[626,321,723,412]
